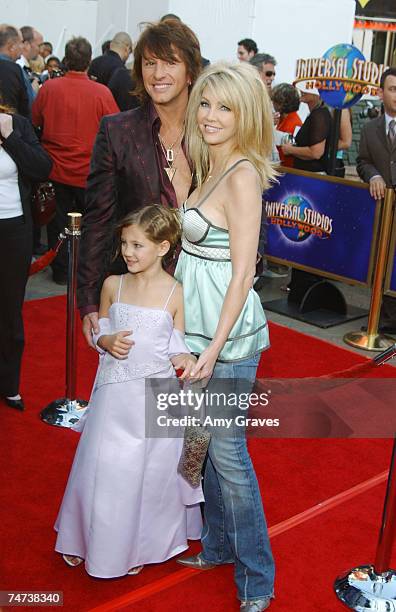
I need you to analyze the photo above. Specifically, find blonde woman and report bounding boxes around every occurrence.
[176,63,276,612]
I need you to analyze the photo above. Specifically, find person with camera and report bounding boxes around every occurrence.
[40,56,64,83]
[32,36,119,285]
[357,67,396,334]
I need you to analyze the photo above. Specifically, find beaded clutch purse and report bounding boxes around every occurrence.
[178,425,211,488]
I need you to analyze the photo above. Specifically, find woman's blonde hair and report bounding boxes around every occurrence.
[186,61,277,190]
[115,204,181,267]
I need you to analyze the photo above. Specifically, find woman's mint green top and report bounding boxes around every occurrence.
[174,159,269,363]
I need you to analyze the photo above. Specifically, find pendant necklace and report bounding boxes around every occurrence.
[159,127,184,183]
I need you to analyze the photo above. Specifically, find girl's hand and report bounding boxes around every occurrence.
[190,345,220,381]
[98,331,134,359]
[172,353,197,380]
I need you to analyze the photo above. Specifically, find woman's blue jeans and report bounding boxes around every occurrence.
[200,354,275,602]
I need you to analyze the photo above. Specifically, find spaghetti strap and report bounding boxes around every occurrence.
[163,280,178,311]
[196,158,250,209]
[117,275,124,303]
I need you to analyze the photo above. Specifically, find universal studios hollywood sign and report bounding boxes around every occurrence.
[294,43,388,108]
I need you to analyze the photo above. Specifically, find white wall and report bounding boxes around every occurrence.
[0,0,97,56]
[170,0,356,85]
[0,0,356,81]
[170,0,253,62]
[94,0,169,56]
[253,0,356,86]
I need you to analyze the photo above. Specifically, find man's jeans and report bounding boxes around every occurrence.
[200,354,275,601]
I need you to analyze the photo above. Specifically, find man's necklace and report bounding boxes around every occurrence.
[158,128,184,183]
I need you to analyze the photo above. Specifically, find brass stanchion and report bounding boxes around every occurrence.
[334,439,396,610]
[344,188,395,351]
[41,213,88,427]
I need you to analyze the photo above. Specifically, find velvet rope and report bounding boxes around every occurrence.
[29,236,66,276]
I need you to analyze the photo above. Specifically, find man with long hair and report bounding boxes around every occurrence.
[78,20,202,345]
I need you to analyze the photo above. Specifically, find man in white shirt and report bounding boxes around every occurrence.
[16,25,43,105]
[357,67,396,333]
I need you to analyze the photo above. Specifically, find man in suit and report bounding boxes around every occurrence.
[88,32,132,86]
[78,19,202,344]
[0,24,29,118]
[357,67,396,333]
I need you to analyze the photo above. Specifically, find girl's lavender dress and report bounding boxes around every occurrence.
[54,277,203,578]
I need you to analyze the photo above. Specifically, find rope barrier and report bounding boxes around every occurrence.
[29,235,66,277]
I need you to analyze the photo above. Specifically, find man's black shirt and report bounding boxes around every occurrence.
[108,67,139,111]
[88,49,124,86]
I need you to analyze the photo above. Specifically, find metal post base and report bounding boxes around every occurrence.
[344,332,395,352]
[40,398,88,428]
[335,565,396,611]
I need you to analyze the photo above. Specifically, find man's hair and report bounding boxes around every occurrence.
[21,25,34,43]
[160,14,181,22]
[250,53,277,69]
[132,20,202,103]
[46,55,61,66]
[0,24,19,49]
[271,83,300,114]
[238,38,258,55]
[64,36,92,71]
[186,62,277,191]
[101,39,111,54]
[380,67,396,89]
[111,32,132,51]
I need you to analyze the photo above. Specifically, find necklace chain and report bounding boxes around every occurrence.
[159,127,184,164]
[158,127,184,183]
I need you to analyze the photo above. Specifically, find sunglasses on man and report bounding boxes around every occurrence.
[264,70,276,77]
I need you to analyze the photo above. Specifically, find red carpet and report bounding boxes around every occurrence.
[0,295,394,611]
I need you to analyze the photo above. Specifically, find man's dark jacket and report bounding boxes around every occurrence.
[356,113,396,326]
[78,104,163,313]
[108,67,140,111]
[356,114,396,186]
[88,49,124,86]
[0,57,30,118]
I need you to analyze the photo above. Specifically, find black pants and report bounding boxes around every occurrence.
[0,216,32,396]
[48,181,85,278]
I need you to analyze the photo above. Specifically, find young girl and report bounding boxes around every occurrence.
[54,205,203,578]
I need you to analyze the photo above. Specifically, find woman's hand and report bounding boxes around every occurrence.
[98,331,134,359]
[190,344,220,381]
[0,113,13,142]
[172,353,197,380]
